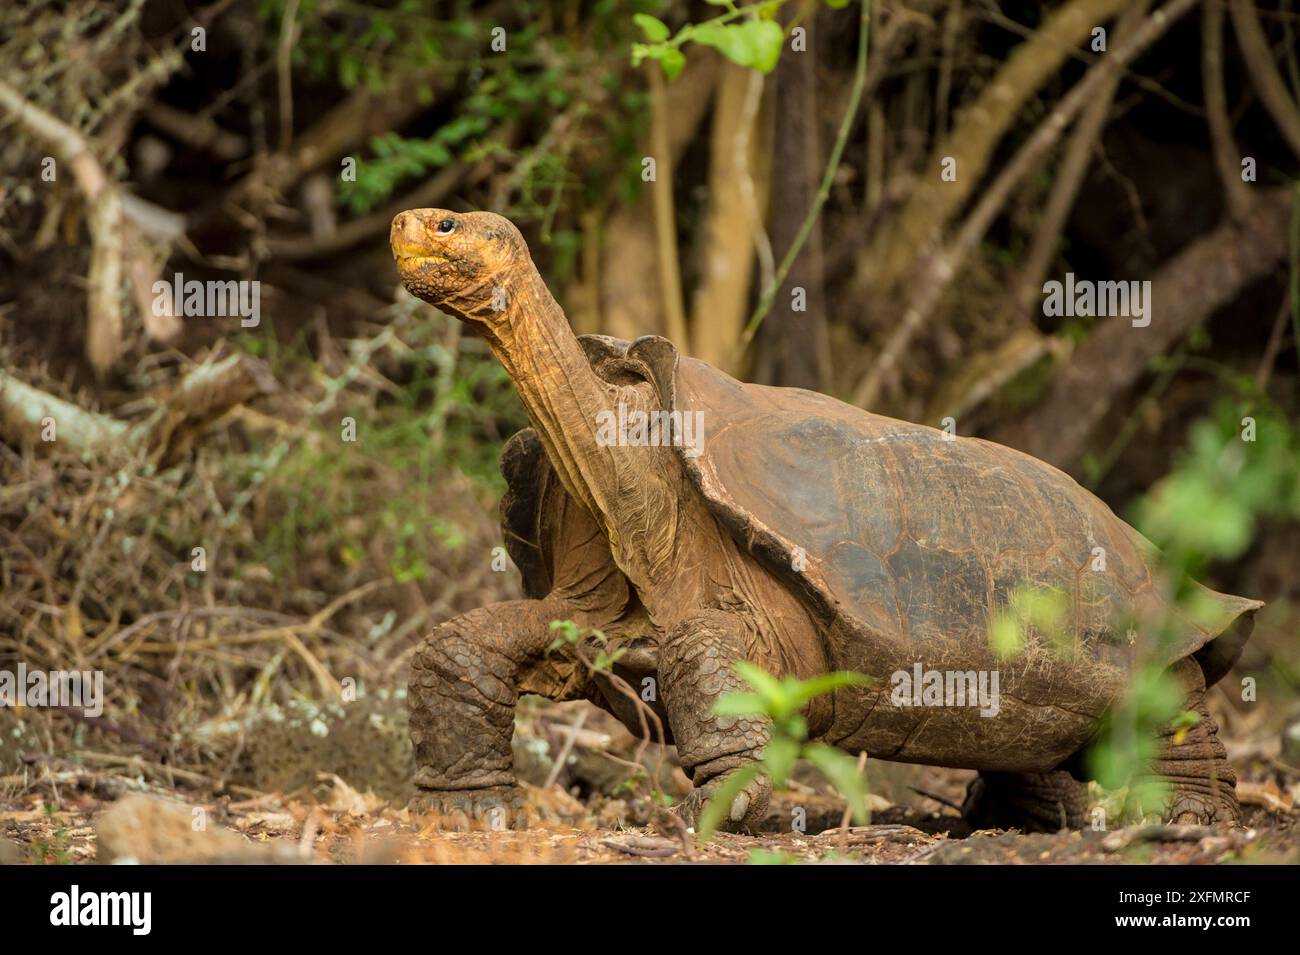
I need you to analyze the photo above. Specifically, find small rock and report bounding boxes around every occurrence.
[96,795,273,864]
[0,836,21,865]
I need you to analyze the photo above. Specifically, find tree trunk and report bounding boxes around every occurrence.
[754,9,829,391]
[599,56,718,341]
[690,62,766,372]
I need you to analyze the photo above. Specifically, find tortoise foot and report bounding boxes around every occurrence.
[408,784,531,831]
[676,768,771,834]
[962,770,1088,832]
[1149,779,1241,827]
[1143,660,1241,827]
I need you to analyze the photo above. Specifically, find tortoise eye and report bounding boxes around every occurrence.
[436,218,457,235]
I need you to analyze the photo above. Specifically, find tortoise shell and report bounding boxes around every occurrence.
[500,336,1261,770]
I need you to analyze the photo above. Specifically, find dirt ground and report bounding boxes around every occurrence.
[3,784,1296,866]
[4,720,1297,866]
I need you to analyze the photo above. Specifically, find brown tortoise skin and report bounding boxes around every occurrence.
[393,208,1260,832]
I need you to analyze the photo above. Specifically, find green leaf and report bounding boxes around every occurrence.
[989,613,1024,659]
[747,848,800,864]
[660,46,686,80]
[632,13,671,43]
[696,765,761,840]
[734,660,785,707]
[1011,585,1068,633]
[762,736,800,788]
[803,743,868,824]
[713,691,766,717]
[691,21,753,68]
[787,671,872,709]
[784,713,808,742]
[692,18,786,73]
[748,19,785,73]
[824,0,851,8]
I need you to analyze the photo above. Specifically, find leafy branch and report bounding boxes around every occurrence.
[631,1,792,79]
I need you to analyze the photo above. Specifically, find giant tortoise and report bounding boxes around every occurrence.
[390,208,1260,832]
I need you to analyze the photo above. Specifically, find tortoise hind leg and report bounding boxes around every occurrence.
[961,769,1088,832]
[1137,658,1240,825]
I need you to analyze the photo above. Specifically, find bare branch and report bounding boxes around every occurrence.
[992,187,1294,469]
[1228,0,1300,159]
[853,0,1200,410]
[0,79,180,369]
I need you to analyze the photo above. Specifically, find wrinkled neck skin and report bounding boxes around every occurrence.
[447,260,681,593]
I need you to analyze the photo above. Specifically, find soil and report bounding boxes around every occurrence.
[4,751,1296,866]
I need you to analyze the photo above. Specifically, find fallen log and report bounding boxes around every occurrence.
[0,352,275,465]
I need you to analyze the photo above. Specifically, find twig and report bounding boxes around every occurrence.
[277,0,302,152]
[1086,339,1189,487]
[49,706,166,756]
[908,785,962,813]
[264,123,515,261]
[1228,0,1300,159]
[736,69,774,302]
[144,102,247,160]
[1291,183,1300,372]
[819,824,931,845]
[1254,282,1292,392]
[26,750,265,799]
[1203,0,1253,223]
[600,836,679,858]
[837,751,869,853]
[543,707,588,789]
[559,634,667,799]
[1101,823,1214,851]
[127,579,390,656]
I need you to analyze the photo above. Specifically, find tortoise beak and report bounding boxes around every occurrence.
[390,211,447,264]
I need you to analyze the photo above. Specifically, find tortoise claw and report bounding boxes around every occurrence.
[675,769,771,834]
[408,784,533,831]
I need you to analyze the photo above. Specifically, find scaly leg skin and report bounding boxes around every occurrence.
[659,610,772,833]
[407,598,588,830]
[1137,658,1241,826]
[961,770,1088,833]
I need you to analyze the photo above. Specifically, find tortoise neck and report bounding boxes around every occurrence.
[480,262,619,523]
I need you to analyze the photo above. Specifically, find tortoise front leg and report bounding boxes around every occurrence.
[659,609,773,832]
[407,598,588,829]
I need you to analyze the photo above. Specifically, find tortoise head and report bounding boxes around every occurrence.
[390,208,527,321]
